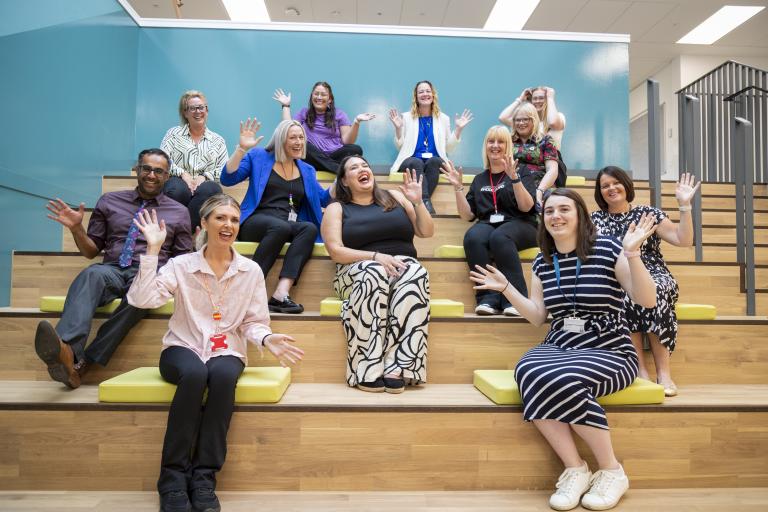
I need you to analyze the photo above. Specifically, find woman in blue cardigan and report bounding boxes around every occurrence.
[221,119,332,314]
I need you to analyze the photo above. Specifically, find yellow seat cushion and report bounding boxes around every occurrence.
[40,296,173,315]
[388,172,473,184]
[315,170,337,181]
[565,176,586,186]
[473,369,664,405]
[675,303,716,320]
[234,241,328,257]
[99,366,290,403]
[434,245,539,261]
[320,297,464,318]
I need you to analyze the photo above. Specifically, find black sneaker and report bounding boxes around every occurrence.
[268,295,304,314]
[159,490,191,512]
[383,376,405,394]
[190,487,221,512]
[356,377,385,393]
[423,198,436,215]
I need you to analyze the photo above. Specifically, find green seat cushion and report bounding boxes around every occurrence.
[99,366,291,403]
[233,241,328,257]
[40,296,173,315]
[473,369,664,405]
[320,297,464,318]
[434,245,539,261]
[675,303,716,320]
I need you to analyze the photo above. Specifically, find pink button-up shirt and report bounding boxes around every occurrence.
[127,247,272,364]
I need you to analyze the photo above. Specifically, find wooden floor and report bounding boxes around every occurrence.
[1,489,766,511]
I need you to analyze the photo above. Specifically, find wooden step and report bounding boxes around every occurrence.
[1,489,766,512]
[1,381,766,491]
[11,252,768,315]
[2,312,766,386]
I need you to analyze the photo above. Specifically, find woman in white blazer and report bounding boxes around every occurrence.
[388,80,473,215]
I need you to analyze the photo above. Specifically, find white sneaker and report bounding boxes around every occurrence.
[581,466,629,510]
[549,462,591,511]
[474,303,500,315]
[503,305,521,316]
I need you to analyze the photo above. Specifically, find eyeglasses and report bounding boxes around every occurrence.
[186,105,208,113]
[513,118,532,124]
[137,164,168,176]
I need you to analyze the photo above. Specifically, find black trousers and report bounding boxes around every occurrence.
[157,346,244,493]
[398,156,443,200]
[463,219,538,309]
[56,262,148,366]
[163,176,222,229]
[304,141,362,174]
[239,213,318,282]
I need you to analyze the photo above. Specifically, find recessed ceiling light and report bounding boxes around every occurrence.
[484,0,540,31]
[285,7,301,16]
[677,5,764,45]
[223,0,270,22]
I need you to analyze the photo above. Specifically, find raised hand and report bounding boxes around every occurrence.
[622,213,657,252]
[439,160,464,190]
[264,334,305,367]
[469,264,510,293]
[355,112,376,123]
[46,198,85,230]
[134,208,167,250]
[399,168,424,205]
[454,109,474,129]
[239,117,263,150]
[501,155,519,180]
[675,172,700,206]
[519,88,532,102]
[545,86,556,97]
[388,108,403,129]
[272,88,291,107]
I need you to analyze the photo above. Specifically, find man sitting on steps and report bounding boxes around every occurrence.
[35,148,193,389]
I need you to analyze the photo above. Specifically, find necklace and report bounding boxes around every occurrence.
[198,271,233,352]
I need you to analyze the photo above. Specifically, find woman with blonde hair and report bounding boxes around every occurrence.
[500,85,567,149]
[388,80,473,214]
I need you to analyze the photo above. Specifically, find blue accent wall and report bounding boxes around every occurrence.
[136,29,629,172]
[0,1,138,305]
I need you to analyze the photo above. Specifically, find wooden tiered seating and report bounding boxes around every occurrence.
[1,174,766,503]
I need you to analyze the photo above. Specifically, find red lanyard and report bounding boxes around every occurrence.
[489,171,503,213]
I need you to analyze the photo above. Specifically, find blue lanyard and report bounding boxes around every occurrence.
[553,254,581,314]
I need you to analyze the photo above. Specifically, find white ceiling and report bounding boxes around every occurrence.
[127,0,768,88]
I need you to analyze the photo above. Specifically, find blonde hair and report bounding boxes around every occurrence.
[266,120,307,162]
[195,194,241,250]
[178,90,207,126]
[481,125,513,169]
[409,80,441,119]
[532,86,550,133]
[510,102,542,144]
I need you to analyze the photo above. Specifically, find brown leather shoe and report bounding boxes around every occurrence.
[34,320,81,389]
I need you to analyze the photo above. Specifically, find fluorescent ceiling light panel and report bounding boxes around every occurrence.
[223,0,270,23]
[677,5,764,44]
[484,0,541,31]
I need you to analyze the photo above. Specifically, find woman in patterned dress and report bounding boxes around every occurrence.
[321,155,434,393]
[591,166,700,397]
[470,188,657,511]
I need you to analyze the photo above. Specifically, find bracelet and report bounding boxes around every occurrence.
[260,334,272,346]
[281,105,290,109]
[509,177,521,184]
[372,252,378,261]
[678,205,692,212]
[412,200,423,208]
[623,250,641,258]
[454,186,465,193]
[502,281,510,293]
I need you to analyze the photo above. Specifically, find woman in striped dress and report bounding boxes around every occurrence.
[470,189,657,511]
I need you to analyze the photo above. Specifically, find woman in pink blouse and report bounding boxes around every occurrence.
[127,194,304,512]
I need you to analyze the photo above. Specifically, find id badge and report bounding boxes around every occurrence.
[562,317,586,333]
[420,152,433,159]
[287,210,298,222]
[489,213,504,224]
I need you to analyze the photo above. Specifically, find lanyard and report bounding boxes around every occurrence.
[489,171,503,214]
[420,117,432,150]
[553,254,581,314]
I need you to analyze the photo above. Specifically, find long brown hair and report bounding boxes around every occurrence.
[305,81,337,131]
[334,155,398,211]
[537,188,597,264]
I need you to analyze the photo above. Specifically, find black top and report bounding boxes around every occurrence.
[341,202,417,258]
[465,168,537,224]
[254,170,305,220]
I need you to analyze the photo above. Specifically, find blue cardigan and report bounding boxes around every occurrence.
[220,148,331,241]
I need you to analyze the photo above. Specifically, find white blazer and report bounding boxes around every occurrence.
[390,111,459,173]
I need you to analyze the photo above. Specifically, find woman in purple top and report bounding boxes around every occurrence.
[273,82,375,174]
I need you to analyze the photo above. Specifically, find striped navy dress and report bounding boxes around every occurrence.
[515,236,639,430]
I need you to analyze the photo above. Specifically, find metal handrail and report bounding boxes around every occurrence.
[732,117,756,315]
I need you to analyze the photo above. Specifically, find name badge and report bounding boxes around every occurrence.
[287,210,298,222]
[420,152,433,159]
[489,213,504,224]
[562,317,586,333]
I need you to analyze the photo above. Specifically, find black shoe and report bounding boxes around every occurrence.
[190,487,221,512]
[356,377,385,393]
[423,198,436,215]
[383,376,405,394]
[159,490,191,512]
[268,295,304,314]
